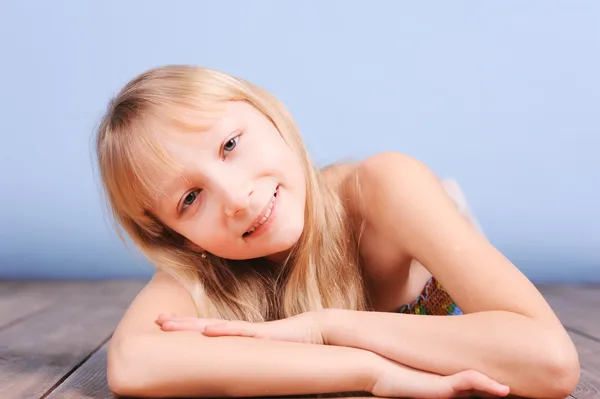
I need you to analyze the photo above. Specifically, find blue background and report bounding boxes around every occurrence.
[1,1,598,282]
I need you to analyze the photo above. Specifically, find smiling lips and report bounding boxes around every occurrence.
[243,186,279,237]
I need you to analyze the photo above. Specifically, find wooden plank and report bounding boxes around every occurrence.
[568,333,600,399]
[45,341,114,399]
[0,280,146,399]
[0,282,77,331]
[0,281,20,293]
[538,284,600,307]
[570,372,600,399]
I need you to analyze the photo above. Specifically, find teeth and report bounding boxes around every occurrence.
[245,193,276,235]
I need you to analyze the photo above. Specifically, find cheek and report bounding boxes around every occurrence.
[179,214,223,247]
[190,228,235,258]
[269,143,304,179]
[248,129,295,167]
[280,154,307,212]
[285,152,307,191]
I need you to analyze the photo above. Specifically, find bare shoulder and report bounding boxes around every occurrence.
[322,151,422,184]
[323,152,423,261]
[355,152,481,228]
[352,152,432,263]
[352,152,562,324]
[341,152,438,229]
[355,151,435,192]
[320,152,431,240]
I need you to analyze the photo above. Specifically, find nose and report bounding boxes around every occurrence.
[220,182,252,218]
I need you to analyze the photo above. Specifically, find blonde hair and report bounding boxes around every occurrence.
[95,65,368,321]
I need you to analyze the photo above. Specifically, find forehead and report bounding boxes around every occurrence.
[150,101,245,165]
[154,100,258,140]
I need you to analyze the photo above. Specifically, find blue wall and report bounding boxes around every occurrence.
[0,1,598,282]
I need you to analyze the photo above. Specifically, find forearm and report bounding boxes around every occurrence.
[108,330,379,397]
[323,309,578,399]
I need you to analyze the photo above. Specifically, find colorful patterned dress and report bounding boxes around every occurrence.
[395,276,463,315]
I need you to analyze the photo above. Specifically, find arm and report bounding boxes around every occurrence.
[112,331,376,397]
[107,270,375,397]
[323,310,572,399]
[336,152,580,399]
[108,269,445,398]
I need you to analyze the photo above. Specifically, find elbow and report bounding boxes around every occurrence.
[539,333,581,399]
[507,323,580,399]
[545,355,580,399]
[106,335,154,397]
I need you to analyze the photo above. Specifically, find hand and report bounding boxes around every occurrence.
[156,311,325,345]
[371,358,510,399]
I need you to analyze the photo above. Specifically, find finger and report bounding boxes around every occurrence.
[160,318,222,332]
[157,314,222,323]
[203,321,258,338]
[470,375,509,397]
[156,313,179,323]
[156,315,224,327]
[452,371,510,397]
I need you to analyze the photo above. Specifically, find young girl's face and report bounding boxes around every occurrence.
[150,101,307,261]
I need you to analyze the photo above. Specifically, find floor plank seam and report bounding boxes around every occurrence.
[565,326,600,344]
[0,304,54,332]
[38,332,115,399]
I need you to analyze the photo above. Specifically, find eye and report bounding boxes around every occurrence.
[221,135,240,159]
[180,189,201,212]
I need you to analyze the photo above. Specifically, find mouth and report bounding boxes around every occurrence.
[242,185,279,238]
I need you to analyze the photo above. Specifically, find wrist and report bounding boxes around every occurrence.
[315,308,339,345]
[316,308,351,345]
[315,309,381,393]
[341,345,385,394]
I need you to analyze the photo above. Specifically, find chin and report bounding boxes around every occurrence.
[271,231,303,253]
[252,220,305,261]
[214,226,304,262]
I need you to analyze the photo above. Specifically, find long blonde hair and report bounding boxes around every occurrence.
[95,65,368,321]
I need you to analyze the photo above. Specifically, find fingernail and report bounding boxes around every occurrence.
[162,321,176,329]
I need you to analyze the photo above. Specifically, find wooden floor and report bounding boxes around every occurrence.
[0,280,598,399]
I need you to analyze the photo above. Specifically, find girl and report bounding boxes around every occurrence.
[96,65,579,398]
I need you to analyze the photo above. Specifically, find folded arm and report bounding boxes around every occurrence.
[347,152,580,399]
[109,331,379,397]
[322,308,575,399]
[107,270,379,397]
[110,269,493,398]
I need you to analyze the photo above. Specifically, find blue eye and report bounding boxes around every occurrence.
[222,136,239,157]
[181,189,201,211]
